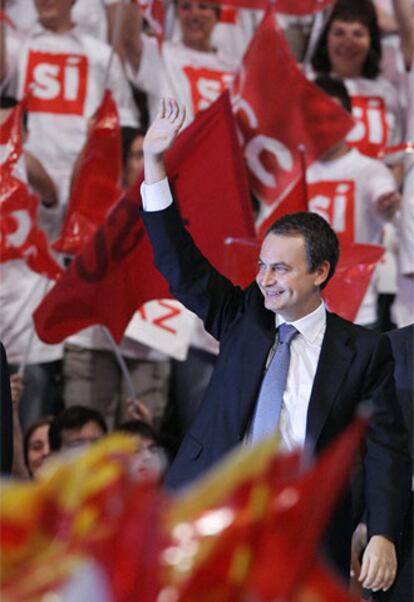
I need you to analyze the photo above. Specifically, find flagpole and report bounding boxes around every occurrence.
[18,267,60,373]
[103,0,128,92]
[298,143,309,205]
[101,326,136,401]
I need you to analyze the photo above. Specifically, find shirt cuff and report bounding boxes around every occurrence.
[140,178,173,212]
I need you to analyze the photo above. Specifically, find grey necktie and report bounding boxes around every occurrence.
[250,323,298,445]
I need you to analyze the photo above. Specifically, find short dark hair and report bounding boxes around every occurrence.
[0,95,18,109]
[48,405,108,451]
[313,74,352,113]
[117,420,158,442]
[120,126,145,169]
[267,212,339,289]
[311,0,381,79]
[23,416,54,473]
[0,95,28,130]
[174,0,221,20]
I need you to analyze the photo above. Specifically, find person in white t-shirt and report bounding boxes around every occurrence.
[374,0,414,107]
[391,0,414,327]
[311,0,403,176]
[121,0,238,127]
[1,0,139,238]
[4,0,124,43]
[308,75,400,328]
[0,97,64,433]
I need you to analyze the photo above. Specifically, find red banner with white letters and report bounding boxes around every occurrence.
[347,95,389,159]
[0,102,63,280]
[23,50,88,116]
[0,172,64,280]
[52,90,123,255]
[231,6,354,229]
[307,180,356,244]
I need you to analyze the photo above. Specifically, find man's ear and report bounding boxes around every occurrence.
[314,260,330,288]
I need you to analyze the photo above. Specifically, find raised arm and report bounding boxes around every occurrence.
[392,0,414,67]
[118,1,144,72]
[143,98,186,184]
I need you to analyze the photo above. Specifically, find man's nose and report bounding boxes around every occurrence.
[260,268,276,287]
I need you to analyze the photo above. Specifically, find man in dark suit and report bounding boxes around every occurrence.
[140,98,410,590]
[383,325,413,601]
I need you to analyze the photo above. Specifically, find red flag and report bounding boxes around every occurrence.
[0,10,16,28]
[0,100,25,170]
[293,558,358,602]
[323,243,384,322]
[178,0,335,15]
[0,172,64,280]
[169,418,365,601]
[33,92,255,344]
[136,0,164,41]
[223,238,384,322]
[257,175,308,238]
[231,6,354,224]
[52,90,123,255]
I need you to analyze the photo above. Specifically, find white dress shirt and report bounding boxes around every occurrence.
[276,302,326,451]
[141,178,173,211]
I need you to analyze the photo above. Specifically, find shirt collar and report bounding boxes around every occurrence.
[275,302,326,344]
[31,21,80,40]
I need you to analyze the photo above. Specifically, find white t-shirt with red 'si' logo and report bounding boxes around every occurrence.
[5,24,139,227]
[306,147,397,326]
[129,36,238,127]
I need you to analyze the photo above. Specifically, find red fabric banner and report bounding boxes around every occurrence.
[177,0,335,15]
[170,418,364,601]
[136,0,165,40]
[257,176,308,238]
[231,6,354,226]
[53,90,123,255]
[323,243,384,322]
[223,237,384,322]
[0,173,64,280]
[0,9,15,28]
[0,100,25,168]
[33,92,255,344]
[0,101,63,280]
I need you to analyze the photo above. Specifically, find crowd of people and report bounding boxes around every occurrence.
[0,0,413,600]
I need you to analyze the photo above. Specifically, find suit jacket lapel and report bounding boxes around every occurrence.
[306,313,355,453]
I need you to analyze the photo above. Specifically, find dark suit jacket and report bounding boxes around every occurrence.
[1,342,13,474]
[142,201,410,575]
[381,325,413,602]
[387,325,413,459]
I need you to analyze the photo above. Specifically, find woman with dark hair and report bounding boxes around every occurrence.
[23,416,53,478]
[311,0,403,166]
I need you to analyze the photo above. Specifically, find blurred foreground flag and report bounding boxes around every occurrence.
[161,418,365,601]
[1,420,364,601]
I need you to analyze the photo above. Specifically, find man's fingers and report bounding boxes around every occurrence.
[177,105,186,130]
[156,97,166,120]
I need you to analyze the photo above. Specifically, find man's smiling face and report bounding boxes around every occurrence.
[256,232,329,321]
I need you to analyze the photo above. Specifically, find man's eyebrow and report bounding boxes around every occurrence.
[258,258,290,268]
